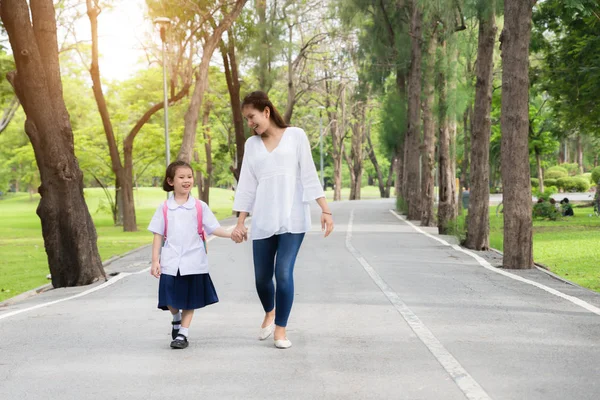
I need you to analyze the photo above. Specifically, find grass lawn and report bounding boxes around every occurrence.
[483,205,600,293]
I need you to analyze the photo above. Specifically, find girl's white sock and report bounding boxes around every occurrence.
[178,327,189,338]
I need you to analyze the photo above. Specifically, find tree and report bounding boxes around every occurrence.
[86,0,191,231]
[404,0,423,220]
[499,0,536,269]
[0,0,105,286]
[177,0,248,163]
[465,0,496,250]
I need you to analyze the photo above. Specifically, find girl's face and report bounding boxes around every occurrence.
[167,166,194,196]
[242,105,270,135]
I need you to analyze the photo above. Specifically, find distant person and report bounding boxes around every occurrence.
[231,91,334,349]
[537,198,545,204]
[148,160,235,349]
[560,197,574,216]
[549,198,560,212]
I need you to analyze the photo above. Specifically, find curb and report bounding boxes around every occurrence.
[487,247,599,295]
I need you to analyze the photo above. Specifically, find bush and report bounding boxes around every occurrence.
[543,179,558,188]
[534,185,558,200]
[531,178,539,188]
[559,162,580,176]
[591,166,600,185]
[545,169,568,180]
[582,172,592,183]
[532,201,560,221]
[556,177,590,192]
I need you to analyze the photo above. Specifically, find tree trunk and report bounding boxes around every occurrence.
[395,146,403,197]
[461,106,470,191]
[499,0,535,269]
[404,1,423,220]
[1,0,105,286]
[201,102,212,204]
[347,103,365,200]
[0,96,19,133]
[86,1,137,231]
[366,126,386,198]
[465,1,496,250]
[420,34,437,227]
[220,29,245,182]
[283,21,295,125]
[437,40,455,234]
[577,134,584,174]
[536,152,544,193]
[256,0,271,93]
[178,0,247,163]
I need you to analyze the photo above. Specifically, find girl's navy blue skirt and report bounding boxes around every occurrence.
[158,271,218,310]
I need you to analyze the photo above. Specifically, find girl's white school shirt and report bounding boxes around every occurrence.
[147,196,220,276]
[233,127,325,240]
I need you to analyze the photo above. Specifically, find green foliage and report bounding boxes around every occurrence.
[531,178,539,188]
[591,166,600,185]
[543,179,558,188]
[556,176,590,192]
[545,169,568,179]
[533,201,560,221]
[559,162,581,176]
[396,195,408,214]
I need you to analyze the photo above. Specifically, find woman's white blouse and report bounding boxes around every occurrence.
[147,196,220,276]
[233,127,325,240]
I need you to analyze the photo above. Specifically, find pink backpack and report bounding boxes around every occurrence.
[162,199,207,252]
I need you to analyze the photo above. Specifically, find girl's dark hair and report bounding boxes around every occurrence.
[241,91,289,129]
[162,160,193,192]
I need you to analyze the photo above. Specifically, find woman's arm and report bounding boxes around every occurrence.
[316,197,334,237]
[232,212,249,242]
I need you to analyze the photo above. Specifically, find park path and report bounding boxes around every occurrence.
[1,199,599,400]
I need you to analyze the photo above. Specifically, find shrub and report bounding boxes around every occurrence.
[532,201,560,221]
[591,166,600,185]
[559,162,580,176]
[531,178,539,188]
[582,172,592,183]
[543,178,557,187]
[545,169,568,180]
[534,185,558,200]
[556,177,590,192]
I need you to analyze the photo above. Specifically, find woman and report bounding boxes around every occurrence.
[232,91,334,349]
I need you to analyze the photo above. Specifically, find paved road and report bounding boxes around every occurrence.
[1,199,599,400]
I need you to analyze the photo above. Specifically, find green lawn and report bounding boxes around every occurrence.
[486,205,600,292]
[0,187,236,302]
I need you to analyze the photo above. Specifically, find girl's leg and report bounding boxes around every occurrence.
[253,236,278,326]
[273,233,305,339]
[167,306,182,339]
[176,309,194,339]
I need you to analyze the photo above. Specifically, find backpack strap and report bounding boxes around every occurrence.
[162,201,169,239]
[195,199,207,252]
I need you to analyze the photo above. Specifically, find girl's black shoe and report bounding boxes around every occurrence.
[170,335,188,349]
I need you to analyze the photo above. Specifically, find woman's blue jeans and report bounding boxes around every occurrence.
[252,233,305,327]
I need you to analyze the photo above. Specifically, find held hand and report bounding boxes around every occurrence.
[321,212,334,238]
[151,261,161,278]
[231,229,243,243]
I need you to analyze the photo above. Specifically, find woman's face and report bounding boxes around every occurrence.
[242,105,270,135]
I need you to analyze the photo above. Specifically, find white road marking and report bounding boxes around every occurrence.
[0,225,237,321]
[347,210,492,400]
[389,209,600,317]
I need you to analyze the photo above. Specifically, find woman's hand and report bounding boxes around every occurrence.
[151,260,161,278]
[231,223,248,243]
[321,212,334,238]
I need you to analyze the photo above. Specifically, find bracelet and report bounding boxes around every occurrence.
[322,211,332,215]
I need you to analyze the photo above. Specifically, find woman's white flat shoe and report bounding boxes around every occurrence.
[258,323,274,340]
[274,338,292,349]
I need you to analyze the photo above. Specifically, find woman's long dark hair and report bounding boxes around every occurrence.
[241,91,289,129]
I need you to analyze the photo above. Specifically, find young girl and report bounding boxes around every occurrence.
[148,160,232,349]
